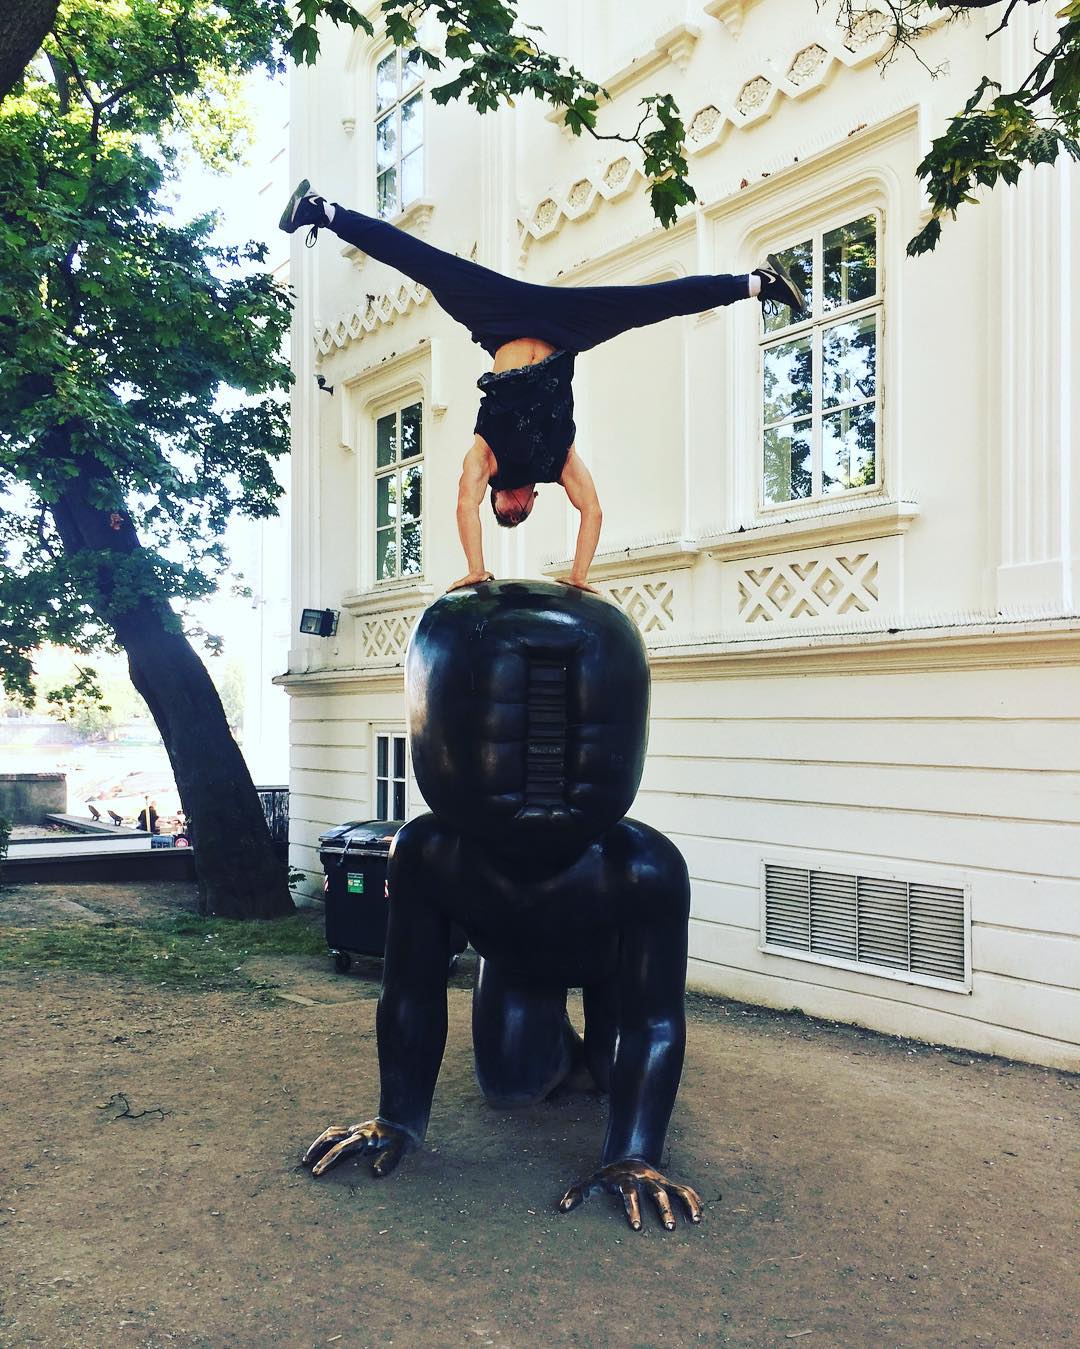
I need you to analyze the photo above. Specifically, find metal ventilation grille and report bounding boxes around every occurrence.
[524,658,567,806]
[764,864,967,985]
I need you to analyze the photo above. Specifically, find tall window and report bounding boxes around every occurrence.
[375,47,424,219]
[374,732,407,820]
[760,213,881,507]
[375,399,423,581]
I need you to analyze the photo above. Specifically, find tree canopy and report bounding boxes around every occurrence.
[0,0,292,701]
[0,0,295,916]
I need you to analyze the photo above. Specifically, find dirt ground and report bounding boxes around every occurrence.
[0,883,1077,1348]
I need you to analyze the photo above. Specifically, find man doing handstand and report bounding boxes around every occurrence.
[280,181,802,591]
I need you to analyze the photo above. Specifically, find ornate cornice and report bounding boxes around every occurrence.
[519,14,920,249]
[314,280,431,354]
[648,616,1080,678]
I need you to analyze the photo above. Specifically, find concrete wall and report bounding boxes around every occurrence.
[0,773,67,825]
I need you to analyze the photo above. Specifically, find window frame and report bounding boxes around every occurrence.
[373,44,425,221]
[372,728,409,821]
[758,210,884,514]
[372,394,425,585]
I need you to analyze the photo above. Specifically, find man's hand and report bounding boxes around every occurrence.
[558,1159,704,1230]
[555,575,600,595]
[302,1118,415,1178]
[447,571,494,592]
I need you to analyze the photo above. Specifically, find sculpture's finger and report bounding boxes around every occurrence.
[620,1182,643,1231]
[301,1125,354,1167]
[371,1137,406,1178]
[668,1182,705,1224]
[646,1181,676,1231]
[310,1131,374,1177]
[558,1181,588,1213]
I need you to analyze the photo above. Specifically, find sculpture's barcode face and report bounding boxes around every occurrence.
[525,656,567,807]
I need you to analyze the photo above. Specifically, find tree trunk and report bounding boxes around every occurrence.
[0,0,59,102]
[51,468,294,920]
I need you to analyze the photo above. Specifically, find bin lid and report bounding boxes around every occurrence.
[318,819,406,852]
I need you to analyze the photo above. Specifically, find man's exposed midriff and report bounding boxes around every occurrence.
[491,337,558,373]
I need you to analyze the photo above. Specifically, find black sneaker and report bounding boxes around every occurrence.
[279,178,331,246]
[754,253,804,320]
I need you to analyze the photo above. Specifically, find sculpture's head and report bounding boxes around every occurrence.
[407,579,649,861]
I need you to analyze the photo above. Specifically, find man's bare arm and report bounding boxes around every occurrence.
[557,448,602,592]
[450,439,495,591]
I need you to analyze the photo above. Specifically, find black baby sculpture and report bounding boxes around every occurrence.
[303,579,702,1231]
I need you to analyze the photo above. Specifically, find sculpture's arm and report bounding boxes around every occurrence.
[303,818,454,1178]
[559,830,702,1230]
[374,838,453,1144]
[601,857,689,1168]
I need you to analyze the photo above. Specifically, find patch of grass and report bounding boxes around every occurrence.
[0,913,327,988]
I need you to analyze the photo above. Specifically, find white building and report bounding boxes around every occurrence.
[278,1,1079,1071]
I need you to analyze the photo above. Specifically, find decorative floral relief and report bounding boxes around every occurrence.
[737,552,880,623]
[689,105,723,141]
[534,198,560,231]
[603,156,632,189]
[567,179,594,208]
[787,43,829,84]
[734,76,772,115]
[846,11,890,47]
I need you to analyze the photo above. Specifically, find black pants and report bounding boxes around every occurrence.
[329,207,750,358]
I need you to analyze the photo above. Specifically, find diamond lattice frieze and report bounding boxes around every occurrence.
[737,550,881,623]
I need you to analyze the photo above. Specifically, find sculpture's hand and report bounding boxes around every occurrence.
[555,575,600,595]
[558,1159,704,1231]
[447,571,494,592]
[302,1118,414,1178]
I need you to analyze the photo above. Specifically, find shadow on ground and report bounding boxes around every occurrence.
[0,881,1076,1347]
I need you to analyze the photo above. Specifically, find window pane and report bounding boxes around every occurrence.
[376,528,397,579]
[377,167,397,220]
[400,401,422,458]
[400,522,422,576]
[376,112,397,172]
[377,778,388,820]
[823,404,876,494]
[401,93,423,155]
[823,215,877,311]
[393,779,406,820]
[393,736,406,778]
[763,421,812,504]
[376,413,397,467]
[763,239,812,335]
[763,334,812,425]
[401,463,422,521]
[376,473,397,528]
[823,314,877,408]
[377,736,388,777]
[400,149,422,208]
[402,47,423,91]
[375,51,397,112]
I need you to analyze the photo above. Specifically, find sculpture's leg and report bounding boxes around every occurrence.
[472,958,577,1106]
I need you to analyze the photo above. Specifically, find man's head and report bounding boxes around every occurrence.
[491,484,537,528]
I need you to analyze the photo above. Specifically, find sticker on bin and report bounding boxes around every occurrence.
[347,873,365,894]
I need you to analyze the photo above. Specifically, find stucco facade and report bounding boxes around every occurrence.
[278,0,1079,1070]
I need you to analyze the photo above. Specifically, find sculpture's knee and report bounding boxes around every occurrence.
[475,1034,573,1107]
